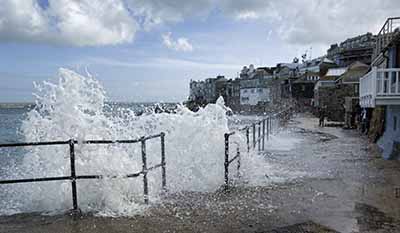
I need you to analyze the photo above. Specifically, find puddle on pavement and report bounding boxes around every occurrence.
[354,203,397,232]
[291,127,338,142]
[266,221,339,233]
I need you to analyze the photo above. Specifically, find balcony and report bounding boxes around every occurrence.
[360,67,400,107]
[373,17,400,60]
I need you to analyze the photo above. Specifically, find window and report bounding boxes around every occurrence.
[394,116,398,131]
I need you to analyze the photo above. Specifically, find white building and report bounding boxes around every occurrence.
[359,17,400,159]
[240,87,270,105]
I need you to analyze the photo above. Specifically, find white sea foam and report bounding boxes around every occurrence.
[0,68,300,216]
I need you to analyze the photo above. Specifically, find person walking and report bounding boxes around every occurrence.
[361,108,367,134]
[319,107,325,127]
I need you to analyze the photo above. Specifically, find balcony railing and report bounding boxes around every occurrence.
[360,67,400,107]
[374,17,400,59]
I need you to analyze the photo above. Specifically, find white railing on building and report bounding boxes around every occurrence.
[360,67,400,107]
[360,67,376,107]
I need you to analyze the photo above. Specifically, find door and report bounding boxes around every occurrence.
[396,44,400,68]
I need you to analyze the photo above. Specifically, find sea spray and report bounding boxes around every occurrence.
[0,68,299,216]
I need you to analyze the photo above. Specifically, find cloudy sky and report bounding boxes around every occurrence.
[0,0,399,102]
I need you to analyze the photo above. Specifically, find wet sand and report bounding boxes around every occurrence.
[1,114,400,233]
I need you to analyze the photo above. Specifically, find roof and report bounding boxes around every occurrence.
[337,61,369,83]
[319,67,346,81]
[278,63,301,69]
[256,67,274,74]
[322,57,335,64]
[325,67,347,76]
[348,61,369,70]
[293,71,320,83]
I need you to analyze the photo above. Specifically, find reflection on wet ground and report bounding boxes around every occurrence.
[1,114,400,233]
[354,203,396,233]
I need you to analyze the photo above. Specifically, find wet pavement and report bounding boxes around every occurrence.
[1,113,400,233]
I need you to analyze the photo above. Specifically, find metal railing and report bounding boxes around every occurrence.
[0,132,166,212]
[224,131,241,189]
[223,109,293,188]
[374,17,400,59]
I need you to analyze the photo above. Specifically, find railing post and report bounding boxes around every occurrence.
[224,133,229,189]
[372,66,378,102]
[270,117,273,135]
[395,70,399,95]
[69,139,78,212]
[160,132,166,191]
[258,122,261,151]
[381,68,385,95]
[141,138,149,204]
[252,124,256,149]
[236,146,240,178]
[246,127,250,153]
[389,70,393,95]
[267,117,270,140]
[262,119,265,151]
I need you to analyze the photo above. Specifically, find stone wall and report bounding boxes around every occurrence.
[368,106,385,142]
[317,84,356,122]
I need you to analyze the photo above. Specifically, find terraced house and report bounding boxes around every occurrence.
[360,17,400,159]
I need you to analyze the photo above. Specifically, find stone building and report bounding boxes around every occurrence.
[336,61,370,127]
[292,71,319,111]
[327,33,376,67]
[188,63,298,113]
[188,75,227,109]
[313,67,347,121]
[274,63,301,99]
[314,61,373,123]
[239,65,274,110]
[298,57,337,76]
[225,79,240,111]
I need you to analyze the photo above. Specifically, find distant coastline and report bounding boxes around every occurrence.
[0,101,180,109]
[0,103,35,109]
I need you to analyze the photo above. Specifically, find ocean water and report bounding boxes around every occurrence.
[0,68,300,217]
[0,106,31,180]
[0,106,31,143]
[0,103,176,143]
[0,103,169,178]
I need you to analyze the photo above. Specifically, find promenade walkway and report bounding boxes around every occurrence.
[1,114,400,233]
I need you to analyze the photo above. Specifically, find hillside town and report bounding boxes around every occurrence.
[187,17,400,160]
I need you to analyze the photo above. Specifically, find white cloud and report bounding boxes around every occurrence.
[1,0,400,47]
[0,0,137,46]
[127,0,400,46]
[125,0,216,30]
[221,0,400,45]
[162,32,193,52]
[0,0,48,42]
[236,11,259,20]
